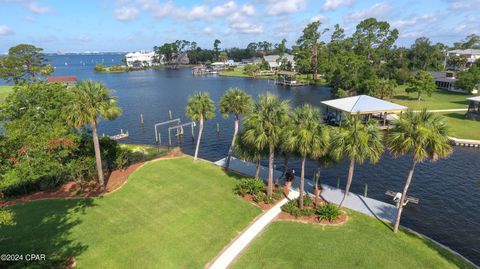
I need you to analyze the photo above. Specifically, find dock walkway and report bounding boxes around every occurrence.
[215,157,397,223]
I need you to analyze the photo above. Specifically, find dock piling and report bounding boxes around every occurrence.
[364,183,368,197]
[337,177,340,189]
[169,110,172,120]
[140,113,144,125]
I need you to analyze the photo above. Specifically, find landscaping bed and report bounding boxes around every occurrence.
[234,178,286,210]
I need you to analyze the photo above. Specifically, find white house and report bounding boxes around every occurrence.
[263,54,295,70]
[447,49,480,68]
[125,51,159,68]
[430,71,478,94]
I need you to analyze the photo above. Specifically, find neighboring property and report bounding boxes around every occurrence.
[466,96,480,120]
[211,60,238,70]
[241,57,263,65]
[46,75,78,84]
[321,95,407,127]
[262,54,295,70]
[431,71,478,94]
[125,51,157,68]
[448,49,480,68]
[175,52,190,65]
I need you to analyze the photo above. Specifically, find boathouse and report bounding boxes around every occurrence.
[466,96,480,120]
[321,95,407,127]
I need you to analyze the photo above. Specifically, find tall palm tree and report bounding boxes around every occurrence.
[284,104,329,208]
[235,130,264,178]
[277,114,295,185]
[219,88,253,170]
[186,91,215,161]
[331,115,384,208]
[313,128,336,206]
[243,93,290,197]
[66,80,122,189]
[387,110,452,233]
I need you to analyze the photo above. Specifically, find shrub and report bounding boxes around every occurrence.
[297,208,315,217]
[272,188,283,200]
[262,195,274,204]
[253,194,262,203]
[233,178,264,196]
[281,199,298,214]
[114,148,131,169]
[317,203,341,222]
[0,209,15,226]
[303,195,313,207]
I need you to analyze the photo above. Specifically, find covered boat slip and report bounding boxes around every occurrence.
[321,95,407,127]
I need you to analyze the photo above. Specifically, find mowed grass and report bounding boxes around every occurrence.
[0,85,14,104]
[0,157,261,268]
[442,112,480,140]
[232,211,475,269]
[389,85,473,110]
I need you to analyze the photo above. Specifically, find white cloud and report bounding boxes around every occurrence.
[265,0,307,16]
[27,2,50,14]
[241,4,256,16]
[344,1,391,22]
[447,0,480,10]
[310,15,327,23]
[203,26,213,34]
[114,6,139,21]
[138,0,174,18]
[185,5,209,20]
[0,25,13,36]
[211,1,236,17]
[78,34,91,42]
[227,12,263,34]
[391,14,436,29]
[322,0,355,11]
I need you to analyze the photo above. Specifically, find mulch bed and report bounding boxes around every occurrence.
[277,208,348,226]
[241,186,287,211]
[0,150,184,207]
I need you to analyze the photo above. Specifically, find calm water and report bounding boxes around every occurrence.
[19,54,480,264]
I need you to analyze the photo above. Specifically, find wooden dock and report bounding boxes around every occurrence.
[385,190,419,206]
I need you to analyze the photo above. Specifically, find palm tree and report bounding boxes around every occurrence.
[235,130,264,178]
[313,128,336,206]
[331,115,384,208]
[66,80,122,189]
[243,93,290,197]
[284,104,329,208]
[219,88,253,170]
[277,114,295,185]
[387,110,452,233]
[186,91,215,161]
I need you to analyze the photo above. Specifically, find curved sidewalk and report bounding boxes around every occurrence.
[208,190,299,269]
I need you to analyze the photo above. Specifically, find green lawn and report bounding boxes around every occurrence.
[0,85,14,104]
[0,157,261,268]
[441,112,480,140]
[389,85,473,110]
[232,211,475,269]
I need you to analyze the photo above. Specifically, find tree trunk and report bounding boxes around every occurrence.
[277,154,288,183]
[194,116,204,161]
[91,122,105,190]
[394,159,417,233]
[267,146,274,197]
[339,158,355,208]
[255,160,260,179]
[225,114,239,170]
[314,162,321,206]
[299,156,306,209]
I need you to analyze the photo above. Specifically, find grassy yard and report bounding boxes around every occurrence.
[0,85,14,104]
[232,211,475,269]
[441,112,480,140]
[389,85,473,110]
[0,157,261,268]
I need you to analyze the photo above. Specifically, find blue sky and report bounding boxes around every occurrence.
[0,0,479,53]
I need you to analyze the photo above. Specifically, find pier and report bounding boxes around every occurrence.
[450,137,480,148]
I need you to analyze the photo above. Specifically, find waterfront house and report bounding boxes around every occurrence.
[241,57,263,65]
[429,71,479,94]
[263,54,295,70]
[448,49,480,68]
[125,51,157,68]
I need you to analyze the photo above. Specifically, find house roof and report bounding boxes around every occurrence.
[47,76,78,83]
[321,95,407,115]
[449,49,480,55]
[467,96,480,102]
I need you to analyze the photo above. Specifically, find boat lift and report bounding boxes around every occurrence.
[154,118,181,144]
[385,190,419,207]
[168,122,196,145]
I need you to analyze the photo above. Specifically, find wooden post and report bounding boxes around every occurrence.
[337,176,340,189]
[140,113,144,125]
[383,112,387,127]
[216,123,220,133]
[168,129,172,146]
[364,183,368,197]
[169,110,172,120]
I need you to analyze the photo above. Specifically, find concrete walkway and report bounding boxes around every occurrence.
[208,190,299,269]
[215,157,397,223]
